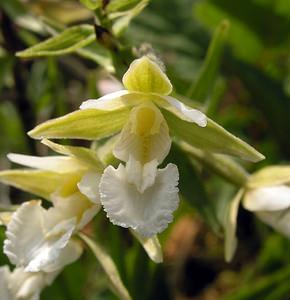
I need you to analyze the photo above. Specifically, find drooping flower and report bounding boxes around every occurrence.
[225,166,290,261]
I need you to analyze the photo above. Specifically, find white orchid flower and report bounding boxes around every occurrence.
[4,200,84,273]
[0,265,60,300]
[79,57,205,237]
[225,166,290,262]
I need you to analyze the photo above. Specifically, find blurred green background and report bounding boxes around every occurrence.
[1,0,290,299]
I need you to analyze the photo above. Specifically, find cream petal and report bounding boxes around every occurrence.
[49,192,100,230]
[9,267,59,300]
[4,201,77,272]
[7,153,82,173]
[243,185,290,212]
[80,90,141,111]
[78,171,102,204]
[100,163,179,238]
[113,104,171,164]
[156,95,207,127]
[131,230,163,263]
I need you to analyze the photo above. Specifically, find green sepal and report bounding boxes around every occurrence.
[42,139,104,171]
[0,170,66,200]
[163,109,265,162]
[28,108,130,140]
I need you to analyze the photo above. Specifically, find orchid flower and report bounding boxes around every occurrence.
[26,56,264,238]
[0,140,102,271]
[4,200,84,272]
[0,265,60,300]
[225,166,290,262]
[60,57,205,238]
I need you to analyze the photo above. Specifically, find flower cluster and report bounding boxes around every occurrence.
[0,56,264,299]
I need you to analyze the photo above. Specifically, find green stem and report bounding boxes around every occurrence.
[180,141,249,187]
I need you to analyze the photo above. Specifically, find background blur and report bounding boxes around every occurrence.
[1,0,290,299]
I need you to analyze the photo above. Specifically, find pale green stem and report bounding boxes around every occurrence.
[180,141,249,187]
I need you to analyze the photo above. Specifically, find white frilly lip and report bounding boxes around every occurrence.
[4,200,83,273]
[99,162,180,238]
[243,185,290,211]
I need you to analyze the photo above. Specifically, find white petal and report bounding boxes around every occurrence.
[25,218,76,272]
[9,267,59,300]
[243,185,290,211]
[0,266,12,300]
[78,171,102,204]
[100,163,180,238]
[125,157,158,193]
[7,153,82,173]
[4,201,77,272]
[113,104,171,164]
[50,192,100,230]
[80,90,141,111]
[41,240,83,272]
[257,209,290,238]
[156,95,207,127]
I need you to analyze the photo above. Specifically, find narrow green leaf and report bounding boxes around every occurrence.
[79,0,102,10]
[28,108,130,140]
[0,170,65,200]
[163,109,265,162]
[42,139,104,171]
[79,233,132,300]
[166,144,221,233]
[187,19,229,102]
[16,25,95,58]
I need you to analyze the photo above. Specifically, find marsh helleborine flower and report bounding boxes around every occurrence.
[80,56,207,237]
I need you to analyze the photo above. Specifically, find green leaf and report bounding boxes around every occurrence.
[42,139,104,171]
[79,0,102,10]
[77,44,114,72]
[110,0,149,36]
[79,233,132,300]
[106,0,142,12]
[28,108,130,140]
[162,109,265,162]
[16,25,95,58]
[166,143,221,233]
[0,170,65,200]
[187,19,229,102]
